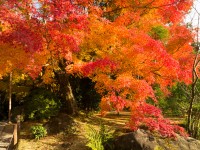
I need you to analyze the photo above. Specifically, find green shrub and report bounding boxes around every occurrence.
[85,123,113,150]
[31,124,47,140]
[24,88,61,120]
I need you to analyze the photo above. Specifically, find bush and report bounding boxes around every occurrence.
[31,124,47,140]
[24,88,61,120]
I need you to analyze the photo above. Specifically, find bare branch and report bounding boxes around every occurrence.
[192,5,200,16]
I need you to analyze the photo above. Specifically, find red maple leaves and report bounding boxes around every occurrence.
[0,0,194,137]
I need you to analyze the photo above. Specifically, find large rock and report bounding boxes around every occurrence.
[110,129,200,150]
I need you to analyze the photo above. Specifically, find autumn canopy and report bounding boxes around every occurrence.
[0,0,194,137]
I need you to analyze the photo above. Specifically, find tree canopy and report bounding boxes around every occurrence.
[0,0,195,137]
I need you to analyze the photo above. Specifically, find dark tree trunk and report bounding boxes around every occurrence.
[65,74,78,115]
[56,72,78,115]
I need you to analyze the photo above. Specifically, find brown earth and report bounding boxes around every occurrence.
[17,111,129,150]
[17,111,186,150]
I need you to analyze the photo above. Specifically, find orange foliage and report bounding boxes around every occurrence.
[0,0,194,137]
[72,0,194,136]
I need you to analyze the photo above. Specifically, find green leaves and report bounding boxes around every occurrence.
[85,123,113,150]
[85,125,104,150]
[24,88,61,120]
[31,124,47,140]
[149,25,169,41]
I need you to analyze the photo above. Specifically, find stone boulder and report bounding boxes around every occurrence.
[109,129,200,150]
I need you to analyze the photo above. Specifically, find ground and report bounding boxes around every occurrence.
[16,111,184,150]
[17,111,131,150]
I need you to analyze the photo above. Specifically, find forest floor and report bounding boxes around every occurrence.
[17,111,130,150]
[16,111,184,150]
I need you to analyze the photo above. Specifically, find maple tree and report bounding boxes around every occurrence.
[0,0,195,137]
[0,0,88,115]
[71,0,194,137]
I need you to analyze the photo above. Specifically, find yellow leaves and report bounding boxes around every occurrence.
[42,66,55,84]
[0,43,29,75]
[0,41,48,80]
[79,19,120,62]
[0,20,11,32]
[32,50,48,67]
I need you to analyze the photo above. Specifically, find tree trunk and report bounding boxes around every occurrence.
[8,72,12,123]
[187,82,195,133]
[186,15,200,137]
[56,72,78,115]
[65,74,78,115]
